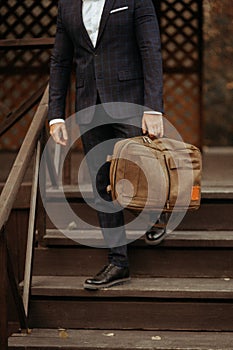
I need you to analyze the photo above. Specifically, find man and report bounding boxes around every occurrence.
[48,0,167,290]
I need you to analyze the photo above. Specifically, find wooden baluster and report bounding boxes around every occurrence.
[23,141,41,316]
[37,128,47,244]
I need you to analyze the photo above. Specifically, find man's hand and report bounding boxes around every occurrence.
[142,113,164,139]
[49,122,68,146]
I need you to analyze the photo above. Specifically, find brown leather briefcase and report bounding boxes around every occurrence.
[107,136,202,212]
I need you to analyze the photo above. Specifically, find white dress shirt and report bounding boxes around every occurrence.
[49,0,161,125]
[82,0,106,47]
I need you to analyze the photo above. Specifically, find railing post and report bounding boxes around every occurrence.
[0,227,8,350]
[37,128,47,244]
[23,141,41,315]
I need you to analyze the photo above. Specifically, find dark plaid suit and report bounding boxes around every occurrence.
[48,0,163,267]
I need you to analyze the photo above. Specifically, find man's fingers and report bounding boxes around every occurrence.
[142,113,164,138]
[50,123,68,146]
[141,117,147,134]
[61,124,68,142]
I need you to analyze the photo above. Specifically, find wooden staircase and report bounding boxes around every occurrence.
[8,148,233,349]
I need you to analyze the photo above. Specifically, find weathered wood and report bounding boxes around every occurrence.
[8,328,233,350]
[178,202,233,230]
[0,85,48,230]
[0,86,48,340]
[6,210,30,282]
[45,183,233,200]
[33,244,233,278]
[0,38,54,49]
[44,229,233,248]
[7,246,28,331]
[28,276,233,299]
[23,141,41,316]
[36,129,48,244]
[54,144,61,180]
[28,299,233,331]
[45,143,59,188]
[0,83,48,137]
[0,228,8,350]
[44,200,233,230]
[0,184,31,209]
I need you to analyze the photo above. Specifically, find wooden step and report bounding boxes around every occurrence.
[45,200,233,230]
[33,231,233,278]
[8,328,233,350]
[29,276,233,299]
[27,276,233,331]
[43,229,233,247]
[46,183,233,200]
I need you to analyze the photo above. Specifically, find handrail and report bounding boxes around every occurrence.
[0,37,54,50]
[0,84,48,349]
[0,84,48,229]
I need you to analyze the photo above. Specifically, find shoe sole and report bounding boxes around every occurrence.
[144,230,169,246]
[83,277,131,290]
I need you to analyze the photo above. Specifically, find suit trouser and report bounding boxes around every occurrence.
[79,106,142,267]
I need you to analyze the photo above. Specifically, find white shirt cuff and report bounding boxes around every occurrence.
[144,111,163,115]
[49,118,65,126]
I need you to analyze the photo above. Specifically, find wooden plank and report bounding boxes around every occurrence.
[33,246,233,278]
[0,228,8,350]
[44,229,233,248]
[0,183,31,209]
[202,188,233,199]
[7,322,20,338]
[0,153,33,183]
[44,143,59,188]
[45,183,233,200]
[0,85,48,230]
[0,38,54,49]
[36,129,48,244]
[8,329,233,349]
[45,201,233,230]
[178,203,233,230]
[28,276,233,299]
[6,210,29,282]
[23,142,41,316]
[202,147,233,189]
[7,247,28,331]
[28,299,233,331]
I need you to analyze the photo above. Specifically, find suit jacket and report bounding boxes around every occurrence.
[48,0,163,124]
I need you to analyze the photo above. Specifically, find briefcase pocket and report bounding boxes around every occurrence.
[166,154,201,210]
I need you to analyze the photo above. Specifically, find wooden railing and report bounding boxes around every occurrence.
[0,85,49,349]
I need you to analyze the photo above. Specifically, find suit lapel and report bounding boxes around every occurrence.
[77,0,95,51]
[96,0,116,46]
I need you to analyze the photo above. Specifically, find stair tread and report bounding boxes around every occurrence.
[28,276,233,299]
[8,329,233,349]
[44,229,233,247]
[46,183,233,199]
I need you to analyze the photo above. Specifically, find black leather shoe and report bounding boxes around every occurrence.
[83,264,130,290]
[145,212,169,245]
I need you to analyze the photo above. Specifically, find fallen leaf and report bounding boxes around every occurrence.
[67,221,78,230]
[59,330,69,338]
[103,332,115,337]
[152,336,162,341]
